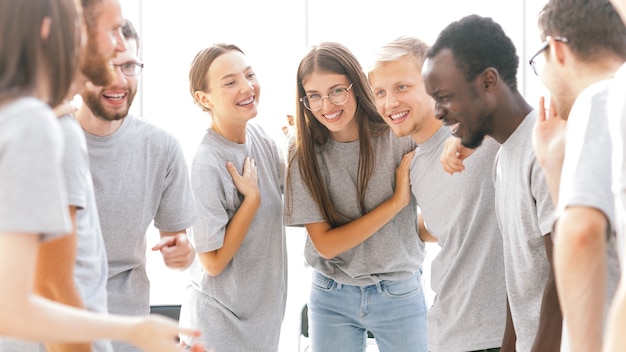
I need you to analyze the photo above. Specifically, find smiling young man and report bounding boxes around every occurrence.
[368,36,506,352]
[422,15,562,351]
[76,19,197,352]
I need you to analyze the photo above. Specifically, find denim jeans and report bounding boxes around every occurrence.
[308,270,427,352]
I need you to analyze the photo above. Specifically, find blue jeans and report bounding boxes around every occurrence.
[308,270,427,352]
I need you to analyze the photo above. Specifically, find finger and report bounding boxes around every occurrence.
[151,236,175,251]
[178,326,202,339]
[549,97,558,120]
[401,150,415,168]
[173,233,188,246]
[538,96,546,121]
[247,158,258,176]
[226,161,241,180]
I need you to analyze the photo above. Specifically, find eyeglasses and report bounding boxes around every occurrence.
[113,62,144,76]
[529,36,568,76]
[300,83,353,111]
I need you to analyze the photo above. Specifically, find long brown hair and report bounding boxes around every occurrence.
[287,42,388,227]
[0,0,82,107]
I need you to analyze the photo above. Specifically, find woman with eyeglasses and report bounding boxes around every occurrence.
[179,43,287,352]
[284,42,426,352]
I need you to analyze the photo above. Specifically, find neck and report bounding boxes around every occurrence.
[490,90,533,144]
[75,103,125,137]
[559,57,624,120]
[211,118,247,144]
[411,116,443,145]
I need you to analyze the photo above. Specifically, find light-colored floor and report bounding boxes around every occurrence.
[147,226,439,352]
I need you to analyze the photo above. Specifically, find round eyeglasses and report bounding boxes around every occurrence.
[300,83,353,111]
[113,62,144,77]
[528,36,568,76]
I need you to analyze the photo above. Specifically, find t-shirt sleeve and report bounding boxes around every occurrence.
[0,103,70,239]
[189,146,237,253]
[530,154,556,236]
[153,138,197,232]
[59,116,87,209]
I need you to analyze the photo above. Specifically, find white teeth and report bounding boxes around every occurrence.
[324,111,341,120]
[104,93,124,100]
[237,96,254,106]
[390,111,407,120]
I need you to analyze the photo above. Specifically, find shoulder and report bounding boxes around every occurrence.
[2,97,59,141]
[128,115,183,147]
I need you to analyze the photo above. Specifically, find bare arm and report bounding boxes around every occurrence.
[34,206,91,352]
[0,232,203,351]
[196,157,260,276]
[500,297,516,351]
[530,234,562,352]
[306,151,414,259]
[554,207,607,352]
[604,278,626,352]
[418,216,437,243]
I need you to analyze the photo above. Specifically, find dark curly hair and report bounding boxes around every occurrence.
[427,14,519,91]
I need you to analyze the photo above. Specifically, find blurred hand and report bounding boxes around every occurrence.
[129,315,205,352]
[532,96,566,169]
[152,233,195,269]
[440,136,475,174]
[281,114,295,139]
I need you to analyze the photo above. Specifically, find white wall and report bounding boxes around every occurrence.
[117,1,549,351]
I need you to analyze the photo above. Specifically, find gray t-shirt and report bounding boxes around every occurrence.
[180,123,287,352]
[494,110,555,352]
[0,97,70,239]
[285,130,423,285]
[556,80,621,349]
[0,115,113,352]
[84,115,196,352]
[410,126,506,352]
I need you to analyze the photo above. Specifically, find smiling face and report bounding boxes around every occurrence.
[369,56,436,139]
[422,49,493,149]
[301,71,358,142]
[82,38,138,121]
[198,50,260,126]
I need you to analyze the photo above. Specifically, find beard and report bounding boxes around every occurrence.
[79,29,116,87]
[460,113,494,149]
[461,130,487,149]
[82,87,137,121]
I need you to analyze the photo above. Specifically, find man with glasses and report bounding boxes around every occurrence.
[531,0,626,351]
[422,14,562,351]
[76,19,197,352]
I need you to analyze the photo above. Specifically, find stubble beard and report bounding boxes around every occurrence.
[82,88,137,122]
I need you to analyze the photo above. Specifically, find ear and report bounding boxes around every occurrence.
[194,90,212,110]
[482,67,498,89]
[550,37,568,65]
[40,16,51,40]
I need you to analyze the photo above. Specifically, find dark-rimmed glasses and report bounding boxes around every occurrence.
[300,83,353,111]
[113,62,144,76]
[529,36,568,76]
